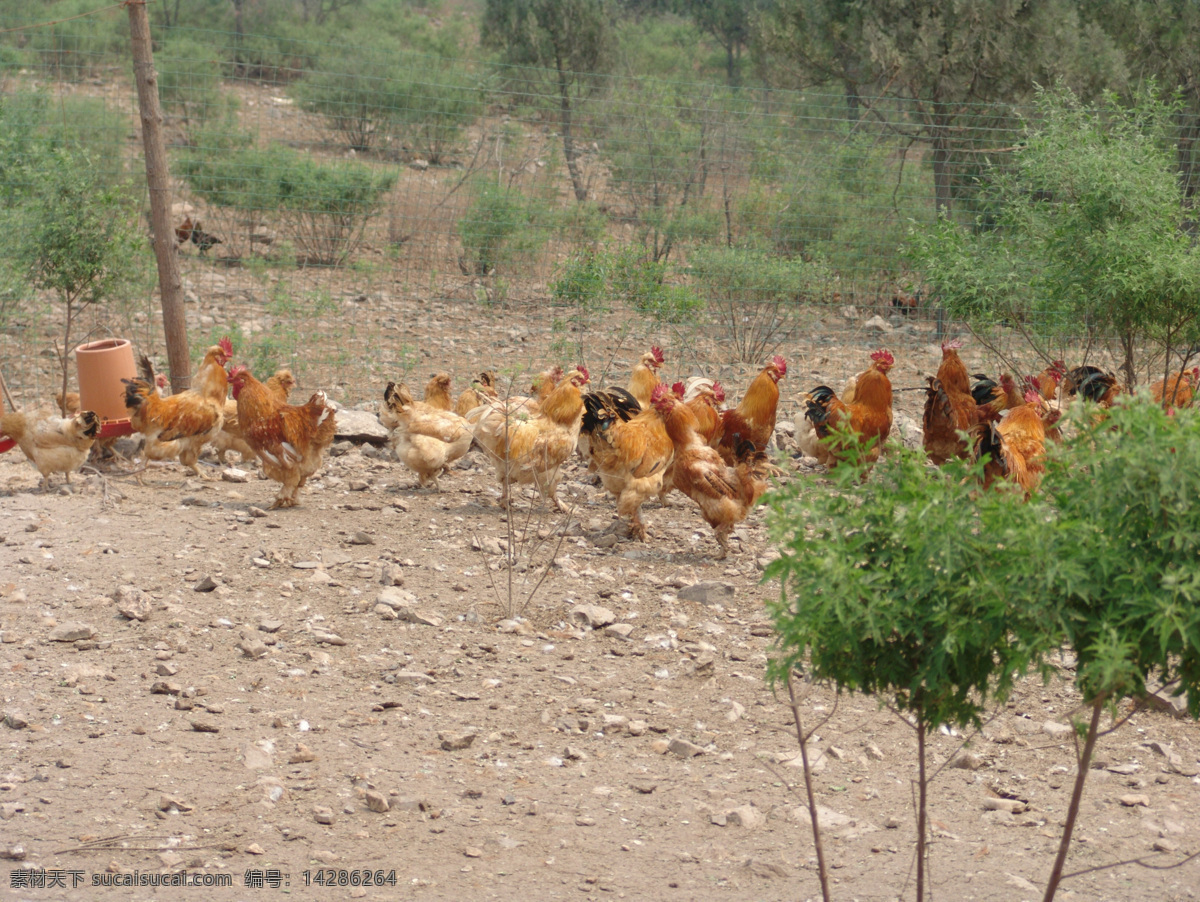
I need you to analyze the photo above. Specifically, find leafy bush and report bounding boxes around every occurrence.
[689,245,829,362]
[21,2,129,79]
[457,179,550,276]
[294,50,409,151]
[157,37,226,131]
[389,62,482,164]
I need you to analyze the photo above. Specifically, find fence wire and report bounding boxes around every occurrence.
[0,17,1166,412]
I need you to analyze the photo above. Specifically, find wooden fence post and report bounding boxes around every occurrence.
[127,0,190,392]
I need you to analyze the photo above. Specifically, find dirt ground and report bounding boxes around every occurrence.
[2,312,1199,902]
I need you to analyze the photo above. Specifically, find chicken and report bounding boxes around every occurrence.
[0,408,100,489]
[1149,367,1198,410]
[215,368,295,464]
[579,386,673,540]
[977,391,1050,498]
[132,352,205,462]
[1063,365,1122,407]
[190,221,222,256]
[891,288,922,317]
[659,379,726,503]
[55,391,80,416]
[455,371,498,418]
[227,366,338,509]
[922,341,978,465]
[174,215,193,247]
[469,367,589,511]
[380,381,473,490]
[801,350,894,468]
[1033,359,1066,402]
[423,373,454,411]
[123,343,231,477]
[971,372,1022,422]
[532,365,565,404]
[628,346,665,409]
[842,367,893,434]
[717,355,787,464]
[652,384,771,559]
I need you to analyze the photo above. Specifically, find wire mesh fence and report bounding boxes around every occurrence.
[0,13,1157,413]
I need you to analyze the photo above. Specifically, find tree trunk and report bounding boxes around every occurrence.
[1042,701,1103,902]
[916,719,928,902]
[931,130,954,216]
[555,57,588,204]
[128,0,190,392]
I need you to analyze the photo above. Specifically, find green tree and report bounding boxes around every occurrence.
[757,0,1125,214]
[767,441,1056,902]
[676,0,768,85]
[911,85,1200,390]
[482,0,614,203]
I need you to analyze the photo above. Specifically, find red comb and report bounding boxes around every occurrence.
[671,381,685,398]
[771,355,787,375]
[870,349,895,366]
[218,336,233,357]
[1023,390,1040,405]
[712,382,726,402]
[942,339,963,352]
[651,383,672,402]
[651,346,665,365]
[576,365,590,383]
[228,364,249,379]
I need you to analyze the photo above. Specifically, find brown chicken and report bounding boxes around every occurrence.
[455,371,498,418]
[652,385,771,559]
[579,386,674,540]
[1063,365,1122,408]
[801,350,894,468]
[717,355,787,464]
[922,341,978,465]
[174,215,194,246]
[971,373,1022,422]
[628,346,665,409]
[532,365,565,404]
[469,367,590,510]
[978,391,1050,498]
[423,373,454,411]
[1033,360,1067,402]
[380,381,473,490]
[0,408,100,489]
[124,343,231,477]
[227,366,338,509]
[659,380,726,503]
[215,369,295,464]
[1150,367,1198,410]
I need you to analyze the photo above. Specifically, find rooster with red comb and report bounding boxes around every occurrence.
[716,355,786,465]
[797,349,894,469]
[629,346,666,409]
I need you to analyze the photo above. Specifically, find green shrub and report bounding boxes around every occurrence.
[390,63,483,164]
[457,179,549,276]
[689,245,829,361]
[294,50,408,151]
[157,37,226,131]
[22,3,128,79]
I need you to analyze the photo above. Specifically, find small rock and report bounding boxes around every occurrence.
[627,720,648,736]
[150,681,181,695]
[864,315,893,333]
[155,662,179,676]
[193,576,218,593]
[237,639,269,659]
[1153,839,1178,853]
[4,711,30,730]
[288,744,317,764]
[1042,721,1073,738]
[668,737,705,758]
[397,608,444,628]
[113,586,152,621]
[569,604,616,629]
[248,507,268,518]
[725,805,764,829]
[190,720,219,733]
[349,531,374,546]
[1119,794,1150,808]
[884,815,903,829]
[464,847,483,859]
[334,409,389,445]
[348,479,370,492]
[983,798,1025,814]
[246,843,266,855]
[575,815,596,827]
[243,741,274,769]
[0,844,26,860]
[365,790,390,813]
[439,731,477,751]
[313,805,336,825]
[604,623,634,640]
[951,752,983,771]
[158,794,193,813]
[564,745,588,761]
[49,622,94,642]
[258,620,283,634]
[0,802,25,820]
[221,468,250,483]
[312,630,346,646]
[677,581,735,605]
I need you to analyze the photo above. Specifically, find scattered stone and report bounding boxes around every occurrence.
[334,409,390,445]
[312,630,346,646]
[983,798,1025,814]
[631,782,657,794]
[349,531,374,546]
[463,847,483,859]
[627,720,648,737]
[677,582,735,605]
[951,752,983,771]
[4,712,29,730]
[0,845,25,861]
[158,795,193,813]
[221,468,250,483]
[667,737,705,758]
[289,744,317,764]
[365,790,390,813]
[724,805,764,829]
[564,745,588,761]
[575,815,596,827]
[243,741,274,769]
[376,587,417,610]
[604,623,634,640]
[249,507,268,518]
[49,622,94,642]
[439,731,477,751]
[113,586,152,621]
[193,576,218,593]
[150,681,181,695]
[884,816,903,829]
[569,604,616,629]
[864,315,893,333]
[397,608,444,628]
[191,720,220,733]
[155,662,178,676]
[1119,794,1150,808]
[237,639,269,659]
[313,806,335,825]
[258,620,283,634]
[246,843,266,855]
[1042,721,1072,738]
[1153,839,1178,853]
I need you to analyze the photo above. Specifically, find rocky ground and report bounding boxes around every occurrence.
[2,393,1198,902]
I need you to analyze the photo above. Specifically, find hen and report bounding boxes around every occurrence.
[801,350,894,468]
[652,385,770,559]
[228,366,338,509]
[971,372,1022,422]
[579,386,673,540]
[1063,365,1122,407]
[423,373,454,412]
[977,391,1051,498]
[124,342,231,477]
[469,367,589,510]
[380,381,473,490]
[718,355,787,464]
[0,408,100,489]
[922,341,978,465]
[659,379,725,503]
[1033,360,1067,402]
[215,369,295,464]
[1149,367,1197,410]
[628,346,665,409]
[455,371,498,418]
